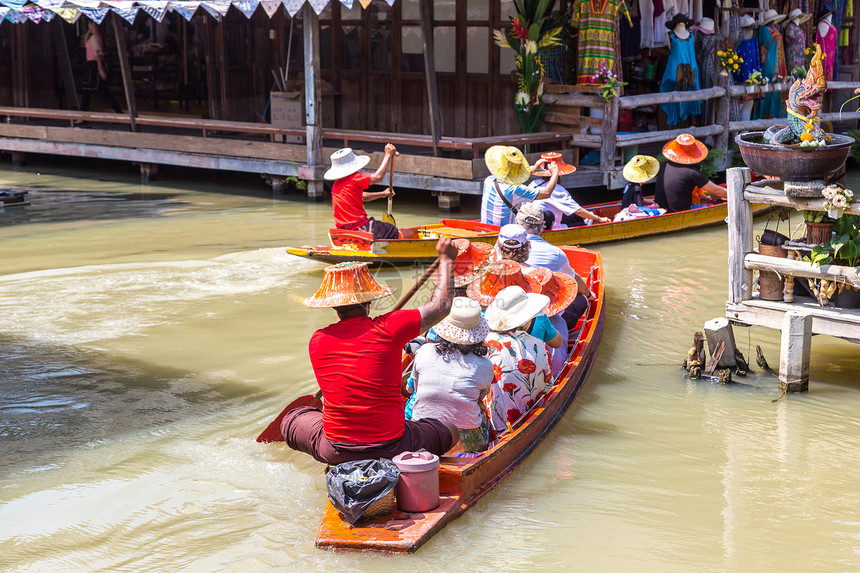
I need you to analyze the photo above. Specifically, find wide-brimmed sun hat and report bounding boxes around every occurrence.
[467,260,541,307]
[433,297,490,345]
[433,239,493,287]
[622,155,660,184]
[324,148,371,181]
[761,9,786,26]
[303,261,395,308]
[531,152,577,177]
[692,17,715,34]
[516,202,545,229]
[662,134,708,165]
[485,145,531,185]
[665,13,694,30]
[787,8,812,24]
[524,267,579,317]
[739,14,757,28]
[486,285,550,332]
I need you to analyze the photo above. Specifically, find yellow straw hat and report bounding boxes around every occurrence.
[622,155,660,184]
[485,145,532,185]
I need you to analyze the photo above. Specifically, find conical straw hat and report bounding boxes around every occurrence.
[524,266,579,317]
[622,155,660,183]
[466,260,541,307]
[303,261,395,308]
[531,152,577,177]
[485,145,532,185]
[662,134,708,165]
[433,239,494,287]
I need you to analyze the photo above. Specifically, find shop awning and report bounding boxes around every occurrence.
[0,0,391,25]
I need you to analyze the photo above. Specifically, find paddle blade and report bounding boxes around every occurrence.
[256,393,322,443]
[382,211,396,225]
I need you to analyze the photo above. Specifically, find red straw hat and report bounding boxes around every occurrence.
[524,267,579,316]
[662,134,708,164]
[303,261,395,308]
[434,239,494,287]
[531,152,577,177]
[466,260,541,307]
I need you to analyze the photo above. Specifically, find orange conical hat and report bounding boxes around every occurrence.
[531,152,577,177]
[433,239,494,287]
[524,266,579,316]
[303,261,395,308]
[466,260,541,307]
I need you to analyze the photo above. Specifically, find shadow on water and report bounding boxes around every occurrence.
[0,334,267,477]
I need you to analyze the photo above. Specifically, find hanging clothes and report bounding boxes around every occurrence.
[816,18,838,80]
[659,30,701,126]
[639,0,655,48]
[695,31,717,121]
[620,0,642,62]
[754,24,787,119]
[573,0,633,83]
[733,34,763,108]
[784,20,807,72]
[722,2,743,122]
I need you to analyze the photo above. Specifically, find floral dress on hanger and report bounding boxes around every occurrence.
[784,20,808,72]
[660,30,702,126]
[816,18,838,80]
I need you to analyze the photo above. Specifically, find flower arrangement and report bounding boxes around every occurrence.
[591,64,627,101]
[494,0,564,134]
[745,71,766,87]
[717,49,742,74]
[822,184,854,213]
[791,65,807,79]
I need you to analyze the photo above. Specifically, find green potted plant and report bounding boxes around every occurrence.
[806,214,860,307]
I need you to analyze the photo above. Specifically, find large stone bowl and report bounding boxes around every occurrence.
[735,131,854,180]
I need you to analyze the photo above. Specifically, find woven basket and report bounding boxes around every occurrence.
[359,488,395,521]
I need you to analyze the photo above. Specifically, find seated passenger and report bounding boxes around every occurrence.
[523,267,579,375]
[484,286,552,433]
[655,134,727,212]
[528,154,611,227]
[281,238,460,465]
[410,297,494,454]
[621,155,660,208]
[481,145,556,226]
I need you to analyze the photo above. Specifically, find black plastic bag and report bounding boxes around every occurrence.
[326,459,400,525]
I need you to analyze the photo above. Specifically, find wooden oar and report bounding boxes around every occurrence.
[256,257,441,443]
[382,152,397,226]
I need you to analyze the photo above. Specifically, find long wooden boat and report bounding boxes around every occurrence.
[288,198,771,266]
[315,245,605,553]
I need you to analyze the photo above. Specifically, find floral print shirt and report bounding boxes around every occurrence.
[485,331,552,433]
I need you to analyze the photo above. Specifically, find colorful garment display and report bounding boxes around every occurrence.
[485,331,551,433]
[660,31,701,125]
[573,0,633,83]
[733,35,761,83]
[816,18,838,80]
[753,24,787,119]
[784,20,808,71]
[695,31,717,120]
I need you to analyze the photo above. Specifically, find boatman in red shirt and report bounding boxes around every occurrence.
[324,144,400,240]
[281,237,461,464]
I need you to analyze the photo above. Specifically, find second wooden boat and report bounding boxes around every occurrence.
[315,245,605,553]
[287,199,771,266]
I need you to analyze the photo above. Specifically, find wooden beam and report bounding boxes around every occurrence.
[727,167,753,304]
[618,86,725,109]
[615,124,724,147]
[714,72,730,155]
[544,93,605,108]
[419,0,442,156]
[745,254,860,289]
[599,97,618,173]
[52,19,79,111]
[303,3,324,198]
[111,12,137,131]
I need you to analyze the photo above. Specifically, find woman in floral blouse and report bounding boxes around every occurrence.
[484,286,552,433]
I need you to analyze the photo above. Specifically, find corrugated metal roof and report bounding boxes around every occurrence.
[0,0,391,24]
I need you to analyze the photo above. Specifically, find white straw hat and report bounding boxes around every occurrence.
[739,14,757,28]
[433,297,490,345]
[760,9,786,26]
[324,148,371,181]
[485,285,549,332]
[787,8,812,24]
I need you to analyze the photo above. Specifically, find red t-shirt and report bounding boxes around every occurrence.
[331,172,371,228]
[309,308,421,443]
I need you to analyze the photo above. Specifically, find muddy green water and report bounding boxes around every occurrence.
[2,160,860,572]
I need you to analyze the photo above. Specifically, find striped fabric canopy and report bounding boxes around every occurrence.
[0,0,395,25]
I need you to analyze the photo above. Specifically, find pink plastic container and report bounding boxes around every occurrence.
[392,451,440,512]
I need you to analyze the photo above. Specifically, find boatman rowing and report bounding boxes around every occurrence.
[282,238,461,464]
[325,144,399,240]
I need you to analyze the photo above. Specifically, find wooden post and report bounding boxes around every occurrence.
[715,72,730,163]
[436,192,460,213]
[111,12,137,131]
[419,0,442,157]
[600,96,619,176]
[303,3,325,199]
[727,167,753,304]
[52,19,80,111]
[778,311,812,392]
[204,17,222,120]
[704,317,738,368]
